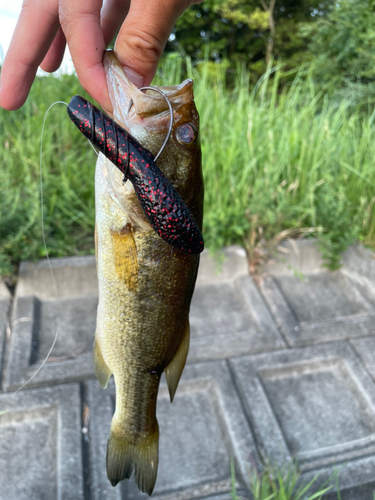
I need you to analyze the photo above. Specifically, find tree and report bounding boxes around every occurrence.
[167,0,331,73]
[260,0,277,63]
[305,0,375,83]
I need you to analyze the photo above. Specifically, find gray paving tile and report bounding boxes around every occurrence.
[4,256,98,390]
[265,239,375,300]
[16,255,98,299]
[195,246,249,285]
[264,239,325,276]
[190,245,284,361]
[86,361,259,500]
[5,247,283,389]
[325,481,375,500]
[260,269,375,346]
[189,273,285,362]
[0,383,83,500]
[0,281,11,388]
[261,239,375,346]
[229,342,375,495]
[342,243,375,292]
[350,336,375,381]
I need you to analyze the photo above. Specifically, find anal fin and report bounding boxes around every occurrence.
[164,321,190,402]
[93,338,112,388]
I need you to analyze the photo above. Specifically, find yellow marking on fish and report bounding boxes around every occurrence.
[111,224,138,291]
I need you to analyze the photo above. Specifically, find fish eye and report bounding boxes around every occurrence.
[175,123,196,146]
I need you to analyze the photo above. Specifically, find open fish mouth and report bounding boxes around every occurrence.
[104,50,195,137]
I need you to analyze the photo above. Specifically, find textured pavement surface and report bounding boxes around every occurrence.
[1,241,375,499]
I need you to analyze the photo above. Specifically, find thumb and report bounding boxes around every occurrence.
[114,0,191,87]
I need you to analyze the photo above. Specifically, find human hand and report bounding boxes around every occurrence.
[0,0,201,112]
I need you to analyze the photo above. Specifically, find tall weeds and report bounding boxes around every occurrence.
[1,59,375,275]
[192,62,375,269]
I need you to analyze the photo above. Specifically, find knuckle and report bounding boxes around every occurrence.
[120,30,164,62]
[58,3,90,32]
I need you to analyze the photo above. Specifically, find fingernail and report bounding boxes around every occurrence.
[123,66,145,88]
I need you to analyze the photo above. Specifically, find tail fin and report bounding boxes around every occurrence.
[106,425,159,495]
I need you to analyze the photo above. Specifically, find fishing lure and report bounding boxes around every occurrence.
[67,95,204,255]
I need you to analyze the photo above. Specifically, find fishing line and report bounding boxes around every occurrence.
[128,86,174,161]
[11,101,101,397]
[11,101,68,396]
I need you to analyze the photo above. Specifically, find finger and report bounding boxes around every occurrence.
[0,0,60,110]
[114,0,191,87]
[59,0,112,112]
[40,27,67,73]
[100,0,130,47]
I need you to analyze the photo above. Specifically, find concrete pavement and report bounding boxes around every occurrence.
[1,241,375,499]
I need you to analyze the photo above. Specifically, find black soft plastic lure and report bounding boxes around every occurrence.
[67,95,204,255]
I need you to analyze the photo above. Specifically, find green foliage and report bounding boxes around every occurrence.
[314,184,362,270]
[230,458,333,500]
[170,0,375,89]
[170,0,375,88]
[168,0,331,77]
[0,74,96,276]
[306,0,375,84]
[216,1,269,31]
[1,57,375,275]
[192,60,375,268]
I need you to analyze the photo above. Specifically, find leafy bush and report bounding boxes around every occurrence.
[305,0,375,84]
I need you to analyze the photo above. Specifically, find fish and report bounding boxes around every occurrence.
[89,50,203,495]
[67,95,204,255]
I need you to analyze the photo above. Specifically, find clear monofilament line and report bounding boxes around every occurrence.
[12,101,68,396]
[8,99,104,398]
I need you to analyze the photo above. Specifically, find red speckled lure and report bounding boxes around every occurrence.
[67,95,203,255]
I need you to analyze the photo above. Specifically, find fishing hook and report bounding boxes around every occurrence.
[127,86,174,162]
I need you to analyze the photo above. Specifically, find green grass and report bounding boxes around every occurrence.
[1,58,375,276]
[230,458,335,500]
[0,74,95,276]
[197,64,375,269]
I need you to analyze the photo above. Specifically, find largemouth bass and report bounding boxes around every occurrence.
[92,51,203,495]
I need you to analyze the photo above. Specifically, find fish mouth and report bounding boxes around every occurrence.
[104,50,194,131]
[101,50,199,227]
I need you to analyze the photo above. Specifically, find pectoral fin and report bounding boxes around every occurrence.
[94,338,112,388]
[164,321,190,402]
